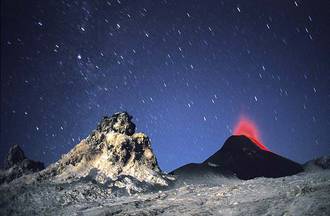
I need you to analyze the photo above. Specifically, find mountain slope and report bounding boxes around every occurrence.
[171,135,303,180]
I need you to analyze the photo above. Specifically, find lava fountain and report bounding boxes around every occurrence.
[233,116,269,151]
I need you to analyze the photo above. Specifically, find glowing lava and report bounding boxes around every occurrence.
[233,116,269,151]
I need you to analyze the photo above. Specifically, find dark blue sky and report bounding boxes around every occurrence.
[1,0,330,172]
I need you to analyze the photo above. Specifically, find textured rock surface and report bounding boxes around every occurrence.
[0,145,44,184]
[313,156,330,169]
[39,112,172,191]
[97,112,136,136]
[0,165,329,215]
[304,155,330,171]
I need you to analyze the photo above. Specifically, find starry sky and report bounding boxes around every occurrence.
[1,0,330,172]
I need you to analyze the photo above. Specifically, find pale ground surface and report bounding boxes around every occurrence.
[0,169,329,216]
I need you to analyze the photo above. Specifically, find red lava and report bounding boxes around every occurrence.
[233,116,269,151]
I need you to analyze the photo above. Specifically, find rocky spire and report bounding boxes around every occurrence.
[41,112,171,192]
[97,112,136,135]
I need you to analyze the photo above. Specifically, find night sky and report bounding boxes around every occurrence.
[1,0,330,172]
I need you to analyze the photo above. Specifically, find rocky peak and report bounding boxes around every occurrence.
[41,112,171,193]
[1,145,44,184]
[5,144,26,168]
[97,112,136,135]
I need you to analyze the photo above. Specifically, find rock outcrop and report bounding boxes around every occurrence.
[0,145,44,184]
[304,155,330,172]
[40,112,172,193]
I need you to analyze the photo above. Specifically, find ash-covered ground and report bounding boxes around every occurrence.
[0,168,329,215]
[67,169,330,216]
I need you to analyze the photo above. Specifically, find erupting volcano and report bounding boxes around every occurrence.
[172,114,304,180]
[233,116,269,151]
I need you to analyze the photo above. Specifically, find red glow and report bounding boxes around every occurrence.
[233,116,269,151]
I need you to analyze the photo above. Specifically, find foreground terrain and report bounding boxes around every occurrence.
[1,169,329,215]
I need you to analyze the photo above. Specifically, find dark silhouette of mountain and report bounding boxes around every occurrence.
[171,135,303,180]
[0,145,44,184]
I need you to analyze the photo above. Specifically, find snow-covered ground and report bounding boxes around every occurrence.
[1,169,329,215]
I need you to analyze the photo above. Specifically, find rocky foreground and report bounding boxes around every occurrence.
[0,112,329,215]
[0,166,329,215]
[74,169,330,216]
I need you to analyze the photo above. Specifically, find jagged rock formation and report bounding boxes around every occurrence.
[171,135,304,180]
[0,145,44,184]
[39,112,172,192]
[304,155,330,172]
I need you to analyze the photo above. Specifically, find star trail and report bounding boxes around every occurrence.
[1,0,329,171]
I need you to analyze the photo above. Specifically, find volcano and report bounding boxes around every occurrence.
[171,135,303,180]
